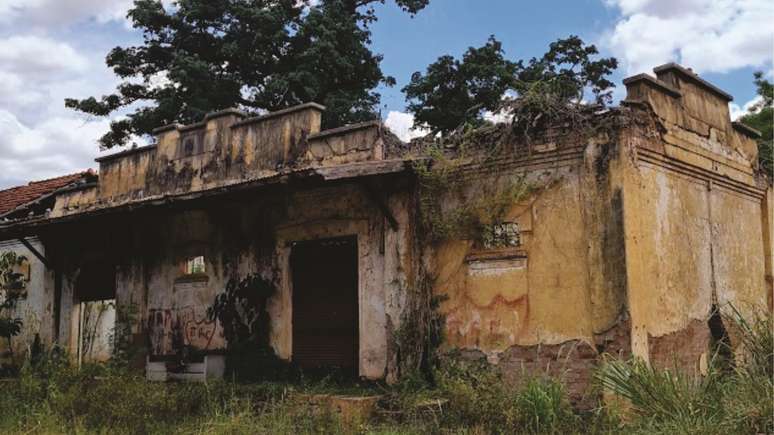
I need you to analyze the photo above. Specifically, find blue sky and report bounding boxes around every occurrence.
[0,0,771,187]
[369,0,769,119]
[371,0,620,112]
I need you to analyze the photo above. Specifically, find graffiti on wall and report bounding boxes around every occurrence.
[147,306,223,355]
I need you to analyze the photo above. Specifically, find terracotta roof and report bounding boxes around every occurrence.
[0,172,91,216]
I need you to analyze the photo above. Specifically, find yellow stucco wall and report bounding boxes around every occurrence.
[436,160,606,358]
[621,64,771,366]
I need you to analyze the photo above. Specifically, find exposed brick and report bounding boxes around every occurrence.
[486,318,633,409]
[648,319,709,372]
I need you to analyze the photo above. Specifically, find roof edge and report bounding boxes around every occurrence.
[95,144,157,163]
[231,102,326,129]
[732,121,762,139]
[308,120,381,141]
[653,63,734,102]
[622,73,683,98]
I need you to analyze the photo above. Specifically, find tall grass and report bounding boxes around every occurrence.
[381,358,579,434]
[726,304,773,379]
[595,304,774,434]
[0,355,582,434]
[0,303,770,434]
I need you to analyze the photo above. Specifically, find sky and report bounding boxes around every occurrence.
[0,0,772,188]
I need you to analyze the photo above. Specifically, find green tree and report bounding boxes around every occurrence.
[66,0,429,149]
[403,36,520,135]
[739,72,773,177]
[403,35,617,135]
[0,252,25,354]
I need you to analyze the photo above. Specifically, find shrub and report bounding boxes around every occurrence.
[418,358,576,433]
[595,358,725,432]
[595,304,774,434]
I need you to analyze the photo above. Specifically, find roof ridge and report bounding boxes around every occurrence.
[0,170,95,216]
[26,170,91,186]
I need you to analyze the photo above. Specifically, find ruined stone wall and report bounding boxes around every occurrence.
[428,130,632,402]
[621,64,770,371]
[428,65,771,400]
[51,179,414,379]
[13,65,769,398]
[0,238,55,358]
[51,104,387,219]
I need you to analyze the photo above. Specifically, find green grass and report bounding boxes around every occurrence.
[1,305,770,434]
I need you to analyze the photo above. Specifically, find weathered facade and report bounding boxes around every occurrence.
[0,64,770,399]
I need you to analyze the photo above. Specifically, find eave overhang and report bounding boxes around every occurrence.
[0,158,421,240]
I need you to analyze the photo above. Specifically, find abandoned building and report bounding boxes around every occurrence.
[0,63,771,398]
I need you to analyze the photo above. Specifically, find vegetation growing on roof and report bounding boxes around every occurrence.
[403,35,618,136]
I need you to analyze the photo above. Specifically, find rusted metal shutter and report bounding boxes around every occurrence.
[291,237,358,373]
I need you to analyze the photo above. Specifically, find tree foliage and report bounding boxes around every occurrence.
[739,71,773,177]
[66,0,429,149]
[0,252,26,353]
[403,36,519,135]
[403,35,618,135]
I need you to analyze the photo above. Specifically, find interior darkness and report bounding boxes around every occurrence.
[291,236,358,375]
[75,260,116,302]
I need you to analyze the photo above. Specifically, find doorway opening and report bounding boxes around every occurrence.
[75,261,116,365]
[291,236,358,375]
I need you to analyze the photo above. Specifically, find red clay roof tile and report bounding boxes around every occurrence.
[0,172,91,216]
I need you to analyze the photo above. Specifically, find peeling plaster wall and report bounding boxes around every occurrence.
[5,68,768,399]
[0,238,54,357]
[426,66,770,398]
[428,136,633,401]
[622,65,770,370]
[52,104,387,219]
[52,180,413,380]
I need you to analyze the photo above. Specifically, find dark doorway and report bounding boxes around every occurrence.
[291,236,358,374]
[75,260,116,365]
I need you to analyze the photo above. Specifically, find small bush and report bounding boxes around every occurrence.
[393,358,577,433]
[595,358,725,432]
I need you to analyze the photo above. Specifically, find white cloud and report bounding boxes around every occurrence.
[603,0,774,75]
[729,96,763,121]
[0,36,88,78]
[384,111,429,142]
[0,7,138,188]
[0,110,114,187]
[0,0,134,26]
[0,34,118,128]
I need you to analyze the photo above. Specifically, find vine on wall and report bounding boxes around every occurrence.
[207,274,287,380]
[0,252,26,358]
